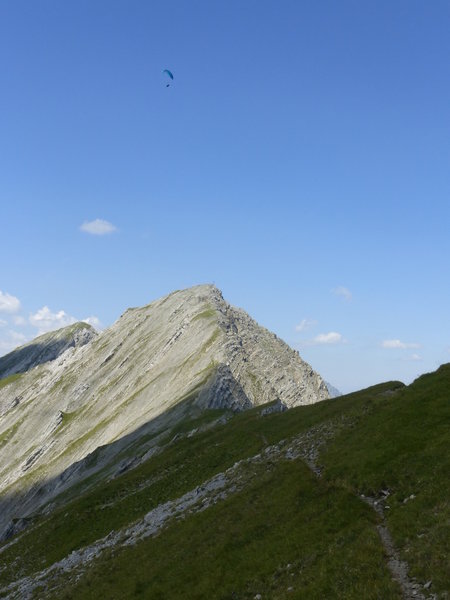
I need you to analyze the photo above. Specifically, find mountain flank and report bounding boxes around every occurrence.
[1,364,448,599]
[3,287,446,597]
[0,284,328,542]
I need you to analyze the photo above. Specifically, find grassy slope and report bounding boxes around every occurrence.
[53,461,397,600]
[321,364,450,592]
[0,367,448,598]
[0,373,22,390]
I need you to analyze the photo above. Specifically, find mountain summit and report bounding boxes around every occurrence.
[0,285,328,539]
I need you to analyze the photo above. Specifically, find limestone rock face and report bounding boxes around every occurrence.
[0,285,329,539]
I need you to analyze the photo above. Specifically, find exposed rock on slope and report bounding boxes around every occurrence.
[0,322,97,379]
[0,285,328,539]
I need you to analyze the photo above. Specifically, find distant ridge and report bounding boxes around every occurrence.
[326,381,342,398]
[0,322,97,380]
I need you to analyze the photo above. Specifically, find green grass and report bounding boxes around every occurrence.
[0,419,24,449]
[0,372,22,389]
[200,328,221,353]
[320,365,450,592]
[192,308,216,322]
[167,408,229,436]
[52,461,399,600]
[60,410,81,427]
[1,367,449,598]
[0,381,401,589]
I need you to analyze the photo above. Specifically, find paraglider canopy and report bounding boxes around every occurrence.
[163,69,174,87]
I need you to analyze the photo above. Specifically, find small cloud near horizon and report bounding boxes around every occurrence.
[295,318,317,332]
[300,331,348,346]
[313,332,344,345]
[382,339,420,349]
[301,331,344,345]
[332,286,352,302]
[0,291,21,313]
[80,219,117,235]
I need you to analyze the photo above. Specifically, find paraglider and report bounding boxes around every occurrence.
[163,69,174,87]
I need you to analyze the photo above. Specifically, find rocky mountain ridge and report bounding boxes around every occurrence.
[0,284,329,540]
[0,322,96,380]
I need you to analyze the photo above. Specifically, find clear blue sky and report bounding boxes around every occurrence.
[1,0,449,393]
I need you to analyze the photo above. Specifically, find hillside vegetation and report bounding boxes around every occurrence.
[0,365,448,599]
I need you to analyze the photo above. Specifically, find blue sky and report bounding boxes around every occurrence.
[1,0,449,393]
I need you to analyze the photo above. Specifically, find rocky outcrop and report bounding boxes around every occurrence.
[0,322,97,380]
[0,284,328,539]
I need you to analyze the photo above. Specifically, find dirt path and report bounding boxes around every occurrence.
[296,422,433,600]
[361,494,430,600]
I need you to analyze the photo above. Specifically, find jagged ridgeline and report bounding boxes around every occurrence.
[0,285,328,542]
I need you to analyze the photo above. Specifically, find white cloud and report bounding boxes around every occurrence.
[82,315,102,329]
[0,291,21,313]
[29,306,77,334]
[295,318,317,332]
[311,332,344,345]
[382,339,420,349]
[332,286,352,301]
[13,315,26,326]
[0,330,27,356]
[29,306,102,335]
[409,353,422,361]
[80,219,117,235]
[0,319,6,327]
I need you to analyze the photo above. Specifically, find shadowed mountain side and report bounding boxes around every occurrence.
[0,393,231,542]
[0,323,97,380]
[0,361,262,542]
